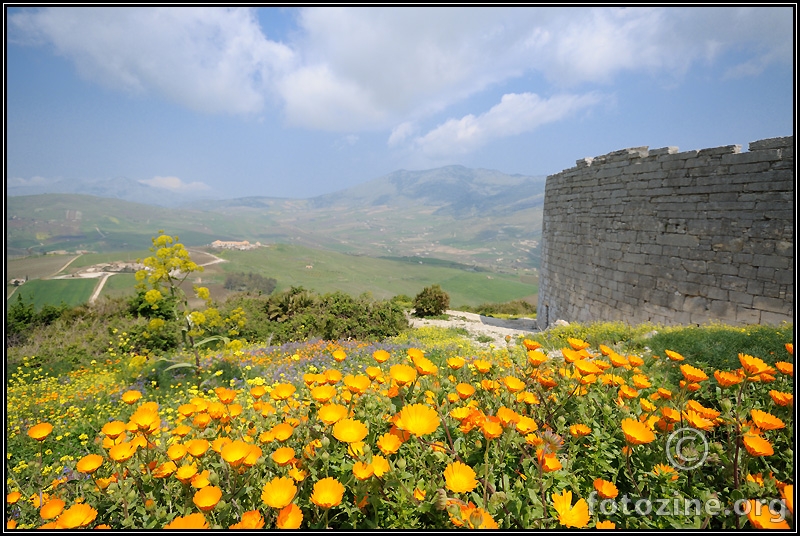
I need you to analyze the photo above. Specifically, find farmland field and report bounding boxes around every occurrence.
[10,278,98,311]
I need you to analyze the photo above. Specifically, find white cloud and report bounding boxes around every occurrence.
[388,122,416,147]
[139,176,210,192]
[9,7,293,115]
[9,7,792,129]
[412,92,603,158]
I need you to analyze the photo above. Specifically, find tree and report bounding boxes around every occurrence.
[134,231,246,371]
[412,284,450,317]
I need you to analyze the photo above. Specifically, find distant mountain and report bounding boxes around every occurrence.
[7,166,546,272]
[6,176,216,208]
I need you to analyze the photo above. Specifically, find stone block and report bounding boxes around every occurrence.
[749,136,794,151]
[736,306,761,324]
[658,234,700,247]
[728,291,753,306]
[753,295,791,314]
[760,311,793,325]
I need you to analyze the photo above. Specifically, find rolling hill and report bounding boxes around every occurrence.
[7,166,545,278]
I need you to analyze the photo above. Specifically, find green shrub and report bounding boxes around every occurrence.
[462,299,536,317]
[412,284,450,317]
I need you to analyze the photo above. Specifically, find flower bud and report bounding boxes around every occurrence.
[435,489,449,511]
[396,458,406,470]
[320,436,330,448]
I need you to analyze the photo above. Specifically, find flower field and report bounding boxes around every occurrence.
[5,326,794,529]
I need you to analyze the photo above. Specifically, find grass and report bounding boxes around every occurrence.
[11,278,99,312]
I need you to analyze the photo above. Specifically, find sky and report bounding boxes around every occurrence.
[5,6,795,200]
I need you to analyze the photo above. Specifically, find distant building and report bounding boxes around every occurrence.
[210,240,259,250]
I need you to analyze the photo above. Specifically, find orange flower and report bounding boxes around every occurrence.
[653,463,679,481]
[186,439,210,458]
[447,357,465,369]
[552,489,590,528]
[262,476,297,509]
[272,446,296,466]
[344,374,371,394]
[516,416,538,435]
[332,418,369,444]
[743,434,774,457]
[310,384,337,404]
[76,453,104,474]
[353,461,374,480]
[750,409,785,431]
[481,419,503,440]
[665,349,685,361]
[769,390,793,406]
[621,418,655,445]
[395,403,440,437]
[372,349,390,363]
[413,355,438,376]
[276,503,303,529]
[569,424,591,438]
[40,498,66,520]
[193,485,222,512]
[680,364,708,383]
[101,421,127,439]
[596,520,616,529]
[682,410,715,431]
[27,422,53,441]
[568,338,590,351]
[371,455,391,478]
[714,370,743,387]
[609,352,630,368]
[152,461,177,479]
[7,491,22,505]
[376,432,403,455]
[527,350,548,367]
[121,390,142,404]
[444,461,478,493]
[472,359,492,373]
[317,403,348,426]
[537,449,562,472]
[230,510,265,530]
[782,484,794,516]
[455,383,476,400]
[389,364,417,386]
[108,441,138,463]
[55,504,98,529]
[632,374,651,389]
[503,376,527,393]
[272,423,294,442]
[739,354,774,377]
[746,499,790,529]
[164,512,208,529]
[593,478,618,499]
[523,339,542,351]
[311,477,345,509]
[221,440,252,467]
[775,361,793,376]
[175,464,199,484]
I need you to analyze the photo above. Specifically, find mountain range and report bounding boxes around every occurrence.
[6,166,547,272]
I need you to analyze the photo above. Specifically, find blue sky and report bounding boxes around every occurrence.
[5,7,794,200]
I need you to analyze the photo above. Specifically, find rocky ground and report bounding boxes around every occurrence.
[407,309,540,348]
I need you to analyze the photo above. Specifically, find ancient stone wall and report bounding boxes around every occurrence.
[537,136,794,328]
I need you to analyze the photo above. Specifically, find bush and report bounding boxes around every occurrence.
[223,272,277,294]
[412,284,450,317]
[461,299,536,317]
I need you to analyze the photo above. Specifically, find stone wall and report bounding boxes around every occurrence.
[537,136,794,328]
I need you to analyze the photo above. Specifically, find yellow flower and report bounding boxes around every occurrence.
[27,422,53,441]
[503,376,526,393]
[455,383,476,400]
[528,350,548,367]
[262,476,297,509]
[221,440,252,468]
[276,503,303,529]
[164,512,208,529]
[175,464,199,484]
[193,485,222,512]
[551,489,590,528]
[447,357,465,369]
[272,423,294,442]
[621,418,655,445]
[344,374,371,394]
[108,441,138,463]
[332,418,369,444]
[537,449,562,472]
[472,359,492,373]
[665,349,685,361]
[332,349,347,362]
[186,439,210,458]
[444,461,478,493]
[395,403,440,437]
[523,339,542,351]
[270,383,297,401]
[311,477,345,509]
[593,478,618,499]
[516,416,538,435]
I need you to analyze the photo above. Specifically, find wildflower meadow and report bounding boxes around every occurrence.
[5,322,794,529]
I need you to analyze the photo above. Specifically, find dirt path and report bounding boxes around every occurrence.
[408,309,539,348]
